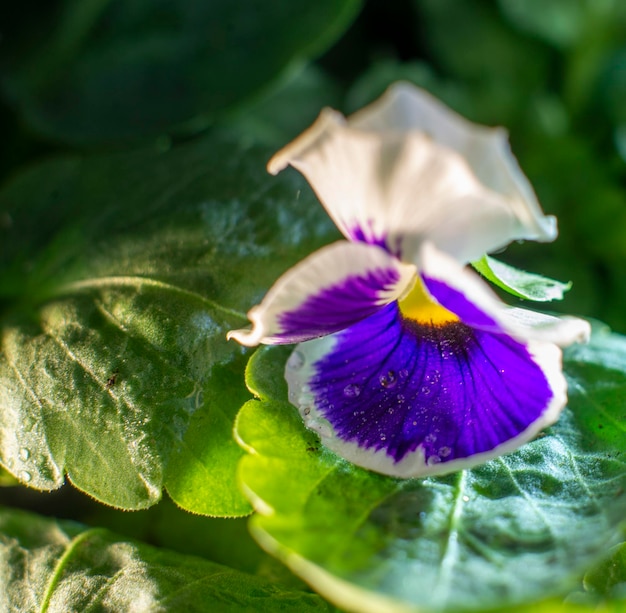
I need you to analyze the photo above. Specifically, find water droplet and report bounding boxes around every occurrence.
[424,433,437,443]
[380,433,387,441]
[303,407,311,416]
[387,408,394,414]
[287,351,304,370]
[421,386,431,395]
[379,370,397,389]
[412,420,418,426]
[462,495,470,502]
[19,447,30,461]
[399,369,409,379]
[19,470,31,483]
[343,383,361,398]
[396,394,405,403]
[499,369,505,374]
[438,446,451,458]
[427,455,442,466]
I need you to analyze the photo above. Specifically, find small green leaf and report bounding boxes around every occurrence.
[472,254,572,301]
[0,135,337,513]
[236,328,626,612]
[0,0,362,145]
[0,505,333,612]
[584,542,626,599]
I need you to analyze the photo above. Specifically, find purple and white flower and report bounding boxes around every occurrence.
[228,82,590,478]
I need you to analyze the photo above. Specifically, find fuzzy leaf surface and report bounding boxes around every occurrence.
[0,506,332,612]
[0,135,335,513]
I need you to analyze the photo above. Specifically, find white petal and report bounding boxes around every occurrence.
[418,242,590,347]
[227,241,416,346]
[350,82,557,243]
[268,83,556,265]
[269,112,521,264]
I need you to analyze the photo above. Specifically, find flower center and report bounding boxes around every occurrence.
[398,277,459,325]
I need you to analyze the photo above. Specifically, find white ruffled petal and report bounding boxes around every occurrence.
[227,241,416,346]
[268,82,556,266]
[350,82,557,244]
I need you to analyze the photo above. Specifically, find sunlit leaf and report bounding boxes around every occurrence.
[236,327,626,612]
[0,135,336,513]
[472,254,571,301]
[0,505,333,612]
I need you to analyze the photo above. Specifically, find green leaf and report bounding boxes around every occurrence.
[0,135,337,513]
[236,328,626,612]
[0,505,333,612]
[498,0,626,50]
[497,0,590,48]
[0,0,361,145]
[472,254,572,301]
[584,542,626,599]
[414,0,550,125]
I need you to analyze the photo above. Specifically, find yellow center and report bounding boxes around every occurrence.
[398,277,459,325]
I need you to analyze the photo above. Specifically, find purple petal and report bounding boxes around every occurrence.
[286,302,564,478]
[278,267,402,342]
[228,241,415,346]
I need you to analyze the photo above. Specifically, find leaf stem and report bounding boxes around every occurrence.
[53,275,248,321]
[432,470,467,607]
[39,527,107,613]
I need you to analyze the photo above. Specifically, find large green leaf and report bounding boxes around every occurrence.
[0,505,333,612]
[0,0,361,145]
[0,135,336,513]
[236,327,626,612]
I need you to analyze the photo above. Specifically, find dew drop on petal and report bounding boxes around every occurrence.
[397,394,405,403]
[19,447,30,461]
[19,470,32,483]
[463,495,470,502]
[380,433,387,441]
[421,386,431,395]
[380,370,397,389]
[343,383,361,398]
[427,455,442,466]
[286,351,305,371]
[399,369,409,379]
[438,446,451,458]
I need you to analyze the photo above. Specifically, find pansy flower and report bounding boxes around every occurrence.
[229,83,590,478]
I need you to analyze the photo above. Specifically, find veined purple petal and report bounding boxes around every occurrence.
[278,267,401,341]
[228,241,416,346]
[286,302,565,478]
